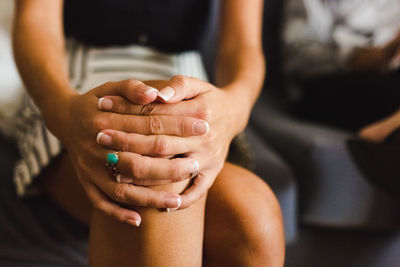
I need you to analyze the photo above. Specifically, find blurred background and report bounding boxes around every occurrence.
[0,1,22,137]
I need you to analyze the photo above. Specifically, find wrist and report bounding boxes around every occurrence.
[41,89,78,140]
[222,84,254,135]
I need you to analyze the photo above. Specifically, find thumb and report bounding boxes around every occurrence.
[157,75,211,103]
[94,79,159,105]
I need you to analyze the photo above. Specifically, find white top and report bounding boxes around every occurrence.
[304,0,400,56]
[283,0,400,76]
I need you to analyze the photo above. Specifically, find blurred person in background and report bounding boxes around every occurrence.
[282,0,400,194]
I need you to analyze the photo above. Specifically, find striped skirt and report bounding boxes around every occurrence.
[12,41,208,196]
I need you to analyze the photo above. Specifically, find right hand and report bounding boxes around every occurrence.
[350,30,400,71]
[45,79,204,226]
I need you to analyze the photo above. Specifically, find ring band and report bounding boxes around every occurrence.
[105,164,120,178]
[106,151,119,166]
[105,151,120,181]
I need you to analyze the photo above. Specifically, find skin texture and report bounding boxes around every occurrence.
[13,0,265,223]
[40,154,285,267]
[96,77,253,211]
[13,0,285,266]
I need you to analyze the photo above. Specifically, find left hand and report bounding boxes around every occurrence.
[96,75,249,209]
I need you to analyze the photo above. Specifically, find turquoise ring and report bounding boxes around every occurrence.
[106,151,119,166]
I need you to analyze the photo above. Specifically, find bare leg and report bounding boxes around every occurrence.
[40,154,284,266]
[41,152,203,266]
[39,153,92,225]
[204,163,284,267]
[88,181,205,267]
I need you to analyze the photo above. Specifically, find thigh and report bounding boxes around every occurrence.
[39,151,92,225]
[41,151,205,267]
[204,162,285,267]
[40,153,285,266]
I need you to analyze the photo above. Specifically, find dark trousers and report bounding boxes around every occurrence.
[291,71,400,131]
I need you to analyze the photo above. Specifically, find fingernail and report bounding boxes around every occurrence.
[193,121,209,135]
[127,218,141,227]
[166,202,181,212]
[116,174,122,183]
[98,97,113,110]
[96,132,112,145]
[189,161,199,178]
[165,196,181,212]
[158,86,175,101]
[144,87,159,95]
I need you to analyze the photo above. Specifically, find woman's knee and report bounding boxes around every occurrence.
[236,180,284,265]
[241,193,285,266]
[208,163,285,266]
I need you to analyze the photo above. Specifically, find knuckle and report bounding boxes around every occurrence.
[125,79,141,88]
[171,75,188,88]
[204,132,216,147]
[120,134,131,152]
[148,116,163,134]
[203,107,212,121]
[179,118,186,136]
[112,184,127,202]
[128,158,140,178]
[116,98,129,113]
[145,195,157,207]
[153,135,168,155]
[129,156,147,179]
[168,163,181,182]
[140,103,158,116]
[93,115,108,130]
[195,102,212,121]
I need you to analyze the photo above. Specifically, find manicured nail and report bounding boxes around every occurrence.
[127,218,141,227]
[98,97,113,110]
[116,174,122,183]
[193,121,209,135]
[96,132,113,145]
[165,196,181,212]
[189,161,199,179]
[144,87,159,95]
[158,86,175,101]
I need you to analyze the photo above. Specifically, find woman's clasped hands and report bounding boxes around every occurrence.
[53,75,246,227]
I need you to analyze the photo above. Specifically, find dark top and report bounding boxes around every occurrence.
[63,0,211,52]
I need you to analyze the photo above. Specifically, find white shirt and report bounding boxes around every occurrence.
[283,0,400,76]
[304,0,400,55]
